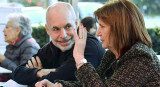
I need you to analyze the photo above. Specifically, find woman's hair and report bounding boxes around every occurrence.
[81,16,97,32]
[94,0,152,55]
[7,13,32,37]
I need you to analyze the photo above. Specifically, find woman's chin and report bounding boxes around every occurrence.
[5,40,11,44]
[102,44,109,49]
[4,40,7,43]
[102,45,106,49]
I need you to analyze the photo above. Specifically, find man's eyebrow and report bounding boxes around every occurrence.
[52,26,59,29]
[51,23,72,29]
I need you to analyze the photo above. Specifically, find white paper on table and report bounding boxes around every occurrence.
[3,79,28,87]
[0,82,5,87]
[0,67,12,74]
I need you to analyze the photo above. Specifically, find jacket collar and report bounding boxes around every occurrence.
[14,35,32,47]
[105,42,155,67]
[118,42,153,62]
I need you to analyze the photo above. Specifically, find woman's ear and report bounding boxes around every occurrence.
[16,27,21,35]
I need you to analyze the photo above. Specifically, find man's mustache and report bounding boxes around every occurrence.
[56,36,73,42]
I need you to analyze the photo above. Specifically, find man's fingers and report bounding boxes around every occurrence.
[31,57,38,67]
[36,56,42,68]
[28,60,33,68]
[35,82,39,87]
[35,79,48,87]
[26,64,29,68]
[27,56,42,69]
[52,69,56,72]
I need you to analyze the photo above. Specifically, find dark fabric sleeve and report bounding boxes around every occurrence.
[36,37,105,87]
[12,36,105,86]
[53,52,111,87]
[12,49,43,85]
[53,63,106,87]
[12,64,41,85]
[38,35,105,82]
[55,80,82,87]
[75,57,155,87]
[38,57,77,83]
[12,42,57,86]
[76,63,106,87]
[96,51,115,79]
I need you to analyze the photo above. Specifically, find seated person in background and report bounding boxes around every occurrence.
[0,13,40,71]
[35,0,160,87]
[81,16,97,36]
[12,2,105,86]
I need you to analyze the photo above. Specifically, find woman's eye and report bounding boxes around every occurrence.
[100,25,104,28]
[5,27,8,29]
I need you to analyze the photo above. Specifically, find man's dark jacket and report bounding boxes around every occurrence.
[12,33,105,86]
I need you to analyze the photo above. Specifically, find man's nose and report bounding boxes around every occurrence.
[60,28,67,38]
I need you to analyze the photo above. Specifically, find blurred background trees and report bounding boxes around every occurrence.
[131,0,160,15]
[7,0,160,16]
[8,0,49,8]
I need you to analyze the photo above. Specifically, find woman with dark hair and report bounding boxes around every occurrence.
[81,16,97,36]
[35,0,160,87]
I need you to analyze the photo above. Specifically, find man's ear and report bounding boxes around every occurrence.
[75,19,78,27]
[45,24,50,35]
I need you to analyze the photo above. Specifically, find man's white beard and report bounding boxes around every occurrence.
[52,39,75,52]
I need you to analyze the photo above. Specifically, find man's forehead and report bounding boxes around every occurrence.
[48,3,70,15]
[51,20,75,28]
[46,5,76,28]
[48,8,73,20]
[47,3,76,20]
[48,12,75,24]
[47,17,75,28]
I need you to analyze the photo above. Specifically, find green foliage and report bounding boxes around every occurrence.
[147,27,160,54]
[32,25,50,48]
[131,0,160,15]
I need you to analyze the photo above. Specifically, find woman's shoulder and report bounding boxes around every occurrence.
[21,37,40,49]
[131,42,156,57]
[120,42,157,63]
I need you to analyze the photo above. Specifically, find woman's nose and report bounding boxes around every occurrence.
[3,28,6,33]
[96,28,101,36]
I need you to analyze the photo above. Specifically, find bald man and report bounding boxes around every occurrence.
[12,2,105,86]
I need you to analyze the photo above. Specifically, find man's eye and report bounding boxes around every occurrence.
[65,25,72,30]
[52,28,59,31]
